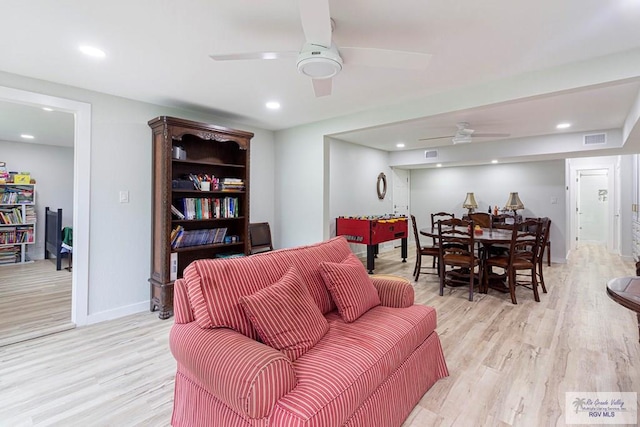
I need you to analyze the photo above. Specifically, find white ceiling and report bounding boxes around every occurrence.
[1,0,640,156]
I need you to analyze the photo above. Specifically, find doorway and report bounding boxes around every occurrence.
[577,169,609,245]
[0,86,91,329]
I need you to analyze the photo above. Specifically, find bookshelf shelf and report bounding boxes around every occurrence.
[172,216,246,225]
[0,183,36,265]
[174,241,244,253]
[148,116,253,319]
[172,159,246,169]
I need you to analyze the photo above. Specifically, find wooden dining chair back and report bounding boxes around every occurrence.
[248,222,274,254]
[491,214,513,229]
[534,217,551,293]
[485,218,541,304]
[438,217,481,301]
[428,212,455,267]
[410,214,439,281]
[468,212,491,228]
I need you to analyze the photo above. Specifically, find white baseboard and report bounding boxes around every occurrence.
[86,301,149,325]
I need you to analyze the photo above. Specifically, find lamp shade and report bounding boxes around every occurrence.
[463,192,478,209]
[504,192,524,210]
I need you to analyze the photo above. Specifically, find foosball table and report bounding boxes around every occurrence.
[336,215,408,274]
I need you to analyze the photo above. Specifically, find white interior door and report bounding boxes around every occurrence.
[577,169,609,245]
[392,168,409,217]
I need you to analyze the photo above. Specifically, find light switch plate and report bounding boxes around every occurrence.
[119,190,130,203]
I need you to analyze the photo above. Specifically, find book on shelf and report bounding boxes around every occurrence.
[171,204,185,219]
[176,197,240,220]
[220,178,245,191]
[0,185,34,204]
[170,225,228,249]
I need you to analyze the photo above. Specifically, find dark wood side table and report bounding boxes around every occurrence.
[606,276,640,343]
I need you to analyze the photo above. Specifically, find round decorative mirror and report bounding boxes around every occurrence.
[377,172,387,200]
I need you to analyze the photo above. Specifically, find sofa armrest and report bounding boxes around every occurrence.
[173,278,195,324]
[370,274,415,307]
[170,323,297,419]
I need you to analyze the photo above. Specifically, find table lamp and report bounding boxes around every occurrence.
[504,192,524,214]
[463,192,478,215]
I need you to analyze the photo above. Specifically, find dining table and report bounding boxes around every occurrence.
[420,226,517,292]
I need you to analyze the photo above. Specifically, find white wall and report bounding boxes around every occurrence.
[409,160,567,263]
[0,71,276,322]
[0,139,73,259]
[328,138,394,255]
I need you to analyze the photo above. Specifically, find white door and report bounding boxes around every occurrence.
[392,168,409,248]
[577,169,608,245]
[392,168,409,217]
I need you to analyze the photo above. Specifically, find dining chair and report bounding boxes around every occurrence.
[410,214,439,281]
[533,217,551,293]
[430,212,455,268]
[484,218,542,304]
[468,212,491,228]
[491,214,512,228]
[248,222,274,254]
[438,217,481,301]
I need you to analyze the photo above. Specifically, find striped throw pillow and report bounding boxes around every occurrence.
[319,253,381,323]
[239,266,329,361]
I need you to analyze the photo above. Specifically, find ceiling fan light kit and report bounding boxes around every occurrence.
[296,44,343,79]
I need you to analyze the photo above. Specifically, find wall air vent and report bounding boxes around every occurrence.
[583,133,607,146]
[424,149,438,159]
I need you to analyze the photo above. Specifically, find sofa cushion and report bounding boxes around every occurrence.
[319,253,381,323]
[272,304,438,426]
[239,267,329,361]
[183,237,353,339]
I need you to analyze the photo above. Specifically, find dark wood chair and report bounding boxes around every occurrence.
[429,212,455,268]
[438,217,481,301]
[410,214,439,281]
[248,222,273,254]
[468,212,491,228]
[533,217,551,293]
[485,218,542,304]
[491,214,512,228]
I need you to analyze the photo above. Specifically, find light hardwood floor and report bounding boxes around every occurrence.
[0,259,74,347]
[0,244,638,426]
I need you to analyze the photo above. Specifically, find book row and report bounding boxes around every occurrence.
[170,225,228,249]
[0,186,34,204]
[0,226,34,245]
[173,197,240,220]
[0,246,20,264]
[0,206,36,225]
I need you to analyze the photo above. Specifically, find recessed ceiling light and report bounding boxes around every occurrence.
[491,159,498,164]
[436,163,442,167]
[79,45,106,58]
[266,101,280,110]
[42,107,53,112]
[556,122,571,129]
[396,143,405,148]
[21,134,35,139]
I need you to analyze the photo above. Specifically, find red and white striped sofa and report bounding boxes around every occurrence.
[170,236,449,427]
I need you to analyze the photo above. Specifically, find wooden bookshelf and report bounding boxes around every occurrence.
[148,116,253,319]
[0,183,36,265]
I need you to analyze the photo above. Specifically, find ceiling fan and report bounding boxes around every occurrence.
[419,122,510,144]
[209,0,432,97]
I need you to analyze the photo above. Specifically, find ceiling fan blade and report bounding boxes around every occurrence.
[312,78,332,97]
[471,133,511,138]
[339,47,431,70]
[418,134,455,141]
[210,51,297,61]
[299,0,332,47]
